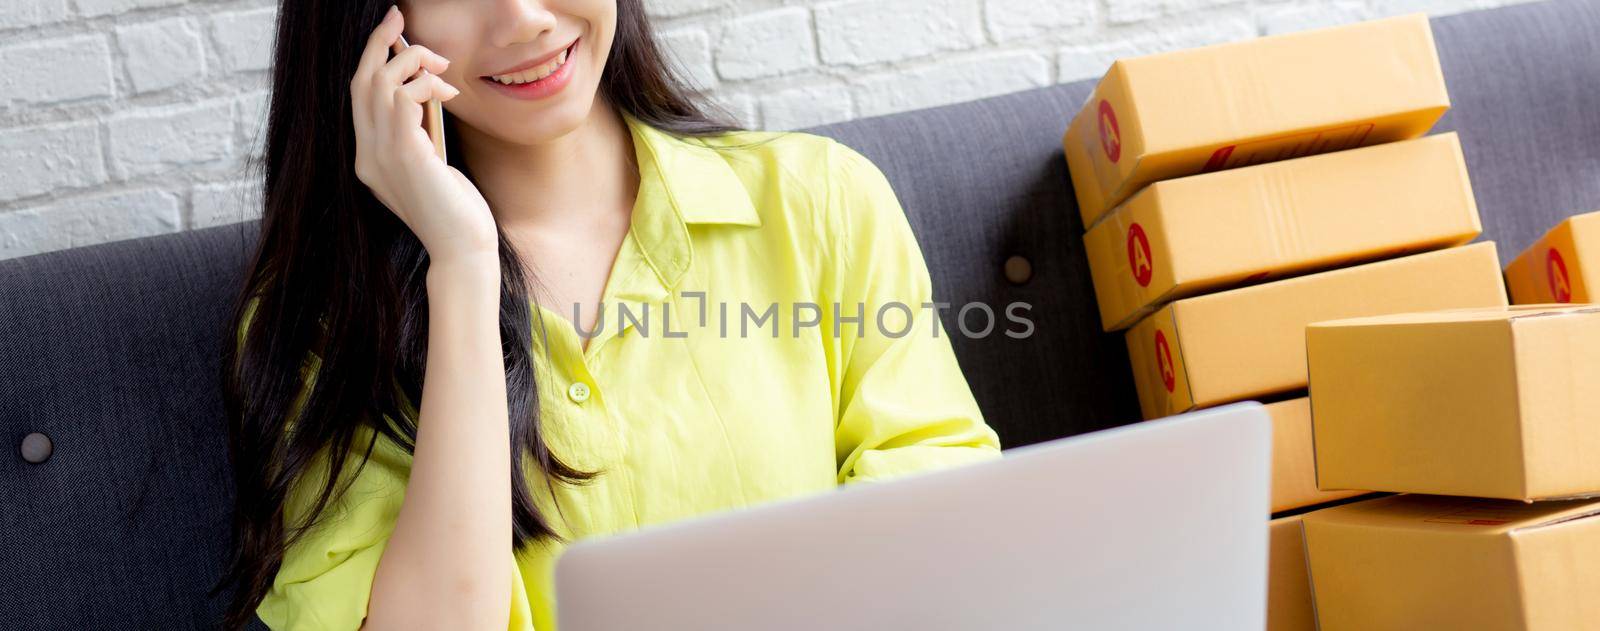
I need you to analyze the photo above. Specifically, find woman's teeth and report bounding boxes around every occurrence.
[489,48,568,85]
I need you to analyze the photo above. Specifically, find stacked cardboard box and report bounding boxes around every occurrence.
[1123,242,1505,420]
[1063,14,1515,630]
[1084,133,1483,331]
[1063,14,1450,230]
[1301,494,1600,630]
[1506,210,1600,304]
[1301,305,1600,629]
[1263,398,1365,513]
[1066,16,1507,484]
[1265,514,1315,631]
[1263,496,1393,631]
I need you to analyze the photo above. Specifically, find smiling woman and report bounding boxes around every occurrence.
[216,1,1000,630]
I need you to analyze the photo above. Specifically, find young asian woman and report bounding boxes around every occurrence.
[217,1,1003,629]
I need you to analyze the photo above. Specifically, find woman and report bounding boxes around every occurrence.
[218,1,1002,629]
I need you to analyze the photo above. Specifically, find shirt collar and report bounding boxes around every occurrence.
[622,110,762,291]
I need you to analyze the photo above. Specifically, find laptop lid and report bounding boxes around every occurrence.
[554,401,1272,631]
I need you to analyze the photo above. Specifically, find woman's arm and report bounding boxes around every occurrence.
[361,253,512,631]
[347,7,512,628]
[820,139,1004,485]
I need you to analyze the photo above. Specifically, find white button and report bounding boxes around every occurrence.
[567,381,591,403]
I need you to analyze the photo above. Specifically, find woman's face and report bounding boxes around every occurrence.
[396,0,617,144]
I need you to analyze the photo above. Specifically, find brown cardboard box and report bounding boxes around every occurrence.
[1085,133,1481,331]
[1306,304,1600,500]
[1505,210,1600,304]
[1267,514,1316,631]
[1303,494,1600,630]
[1266,398,1367,513]
[1126,242,1506,420]
[1063,13,1449,229]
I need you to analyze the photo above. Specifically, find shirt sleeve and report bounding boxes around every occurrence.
[819,139,1004,486]
[240,298,408,630]
[241,306,540,631]
[257,418,410,630]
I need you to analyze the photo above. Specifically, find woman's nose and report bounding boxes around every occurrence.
[489,0,559,48]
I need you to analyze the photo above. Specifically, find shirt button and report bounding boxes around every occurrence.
[567,381,592,404]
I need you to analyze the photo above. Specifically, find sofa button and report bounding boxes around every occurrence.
[1004,255,1032,285]
[20,432,52,464]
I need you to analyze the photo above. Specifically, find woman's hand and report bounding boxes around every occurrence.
[352,5,498,263]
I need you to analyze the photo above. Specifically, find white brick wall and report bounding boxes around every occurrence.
[0,0,1536,261]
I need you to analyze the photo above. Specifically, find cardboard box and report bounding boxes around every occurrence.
[1126,242,1506,420]
[1085,133,1481,331]
[1063,13,1449,229]
[1505,210,1600,304]
[1307,304,1600,500]
[1267,514,1316,631]
[1266,398,1367,513]
[1303,494,1600,630]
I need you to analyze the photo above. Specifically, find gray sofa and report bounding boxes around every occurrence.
[4,0,1598,627]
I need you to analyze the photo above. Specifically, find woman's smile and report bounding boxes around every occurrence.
[479,37,580,101]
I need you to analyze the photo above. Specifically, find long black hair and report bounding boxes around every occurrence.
[214,1,743,628]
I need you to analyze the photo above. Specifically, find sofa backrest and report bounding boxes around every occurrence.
[3,0,1598,626]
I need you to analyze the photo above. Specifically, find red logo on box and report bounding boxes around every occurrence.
[1201,123,1376,173]
[1155,330,1176,393]
[1547,247,1573,302]
[1097,99,1121,163]
[1127,222,1154,287]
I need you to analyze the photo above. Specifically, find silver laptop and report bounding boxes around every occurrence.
[554,401,1272,631]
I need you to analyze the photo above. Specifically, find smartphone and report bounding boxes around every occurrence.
[390,33,447,162]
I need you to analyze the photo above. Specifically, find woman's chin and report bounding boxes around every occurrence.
[495,98,599,144]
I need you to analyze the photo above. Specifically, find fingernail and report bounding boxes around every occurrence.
[386,4,398,19]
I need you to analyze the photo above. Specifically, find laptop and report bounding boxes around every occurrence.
[554,401,1273,631]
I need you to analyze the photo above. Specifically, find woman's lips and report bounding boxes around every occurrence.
[479,39,579,101]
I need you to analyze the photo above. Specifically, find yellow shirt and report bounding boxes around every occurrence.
[250,111,1003,630]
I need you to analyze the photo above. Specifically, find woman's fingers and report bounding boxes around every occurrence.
[351,6,403,141]
[379,44,451,88]
[355,6,404,88]
[397,73,461,106]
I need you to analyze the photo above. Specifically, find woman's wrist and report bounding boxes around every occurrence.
[426,251,502,295]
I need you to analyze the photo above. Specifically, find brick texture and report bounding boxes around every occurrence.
[0,0,1535,260]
